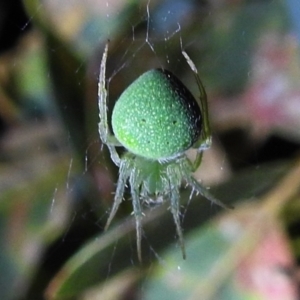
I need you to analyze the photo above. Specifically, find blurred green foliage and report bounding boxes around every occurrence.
[0,0,299,299]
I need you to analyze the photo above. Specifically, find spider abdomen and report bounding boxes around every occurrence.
[112,69,202,160]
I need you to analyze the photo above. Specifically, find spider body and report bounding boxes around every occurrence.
[98,42,228,262]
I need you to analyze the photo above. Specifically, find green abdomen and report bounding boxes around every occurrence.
[112,69,201,160]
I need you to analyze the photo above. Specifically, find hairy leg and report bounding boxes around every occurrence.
[181,50,211,172]
[180,157,232,209]
[182,50,212,152]
[167,164,186,259]
[104,158,131,230]
[186,175,232,209]
[130,167,143,262]
[98,41,122,166]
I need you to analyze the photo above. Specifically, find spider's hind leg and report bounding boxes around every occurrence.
[183,157,232,210]
[187,175,231,209]
[129,168,143,262]
[167,164,186,259]
[169,184,186,259]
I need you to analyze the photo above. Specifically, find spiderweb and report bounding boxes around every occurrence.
[10,0,232,298]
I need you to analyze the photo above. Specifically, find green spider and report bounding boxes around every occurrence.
[98,42,228,262]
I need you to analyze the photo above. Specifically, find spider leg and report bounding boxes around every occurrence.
[182,52,232,209]
[167,166,186,259]
[104,159,131,231]
[191,149,204,172]
[129,169,143,262]
[182,50,212,171]
[169,183,186,259]
[182,51,211,151]
[98,41,122,166]
[186,174,233,209]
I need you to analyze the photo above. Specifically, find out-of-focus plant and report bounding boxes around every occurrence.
[0,0,299,299]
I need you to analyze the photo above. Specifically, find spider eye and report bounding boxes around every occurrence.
[111,69,202,160]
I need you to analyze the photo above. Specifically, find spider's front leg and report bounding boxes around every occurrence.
[182,50,212,171]
[98,41,122,166]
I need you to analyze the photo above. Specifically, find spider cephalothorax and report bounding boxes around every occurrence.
[98,42,228,262]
